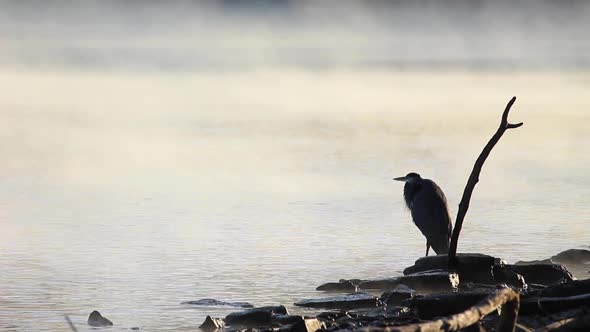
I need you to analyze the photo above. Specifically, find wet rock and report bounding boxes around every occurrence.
[551,249,590,264]
[316,279,360,292]
[401,291,491,320]
[271,315,305,326]
[404,253,498,284]
[87,310,113,327]
[199,315,225,331]
[315,311,350,323]
[183,298,254,308]
[492,265,527,289]
[358,270,459,293]
[527,278,590,298]
[225,305,288,327]
[294,293,379,310]
[280,318,325,332]
[379,285,415,307]
[503,263,574,286]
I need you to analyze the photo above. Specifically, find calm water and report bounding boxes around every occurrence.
[0,68,589,331]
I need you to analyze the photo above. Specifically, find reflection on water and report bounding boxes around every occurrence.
[0,69,589,330]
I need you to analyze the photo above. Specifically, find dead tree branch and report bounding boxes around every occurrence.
[354,288,520,332]
[448,97,523,266]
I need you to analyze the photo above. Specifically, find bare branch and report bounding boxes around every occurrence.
[353,288,520,332]
[448,97,523,266]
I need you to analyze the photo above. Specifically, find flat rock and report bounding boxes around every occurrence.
[401,290,491,320]
[225,305,288,327]
[404,253,498,284]
[199,315,225,331]
[358,270,459,293]
[379,285,415,307]
[527,278,590,298]
[316,279,360,292]
[294,292,379,310]
[87,310,113,327]
[183,298,254,308]
[502,263,575,286]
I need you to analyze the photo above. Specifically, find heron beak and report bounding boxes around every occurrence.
[393,176,407,182]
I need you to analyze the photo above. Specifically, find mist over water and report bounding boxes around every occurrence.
[1,1,589,331]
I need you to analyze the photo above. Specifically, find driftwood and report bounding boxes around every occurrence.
[537,313,590,331]
[448,97,523,266]
[354,288,519,332]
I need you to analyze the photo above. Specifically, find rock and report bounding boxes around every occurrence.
[280,318,325,332]
[87,311,113,327]
[527,279,590,298]
[492,265,527,289]
[358,270,459,293]
[182,298,254,308]
[401,291,491,320]
[379,285,415,307]
[271,314,305,326]
[551,249,590,264]
[294,293,379,310]
[315,311,350,323]
[316,280,360,292]
[502,264,575,286]
[515,259,553,265]
[225,305,288,327]
[199,315,225,331]
[403,253,499,284]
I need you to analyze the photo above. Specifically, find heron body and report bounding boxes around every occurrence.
[394,172,452,256]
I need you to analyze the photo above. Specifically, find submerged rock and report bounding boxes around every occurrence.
[316,279,360,292]
[357,270,459,293]
[225,305,288,327]
[182,298,253,308]
[294,292,379,310]
[87,311,113,327]
[199,315,225,331]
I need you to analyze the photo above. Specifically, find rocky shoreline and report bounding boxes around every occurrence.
[194,249,589,332]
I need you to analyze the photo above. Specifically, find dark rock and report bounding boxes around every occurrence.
[294,293,379,310]
[199,315,225,331]
[401,291,491,320]
[502,263,575,286]
[316,280,359,292]
[492,265,527,289]
[183,298,254,308]
[280,318,325,332]
[271,315,304,326]
[315,311,350,323]
[379,285,415,307]
[515,259,553,265]
[225,306,288,327]
[551,249,590,264]
[358,270,459,293]
[87,311,113,327]
[404,253,499,284]
[527,279,590,298]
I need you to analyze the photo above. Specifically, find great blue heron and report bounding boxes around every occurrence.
[394,172,452,256]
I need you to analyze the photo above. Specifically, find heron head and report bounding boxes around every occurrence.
[394,172,421,183]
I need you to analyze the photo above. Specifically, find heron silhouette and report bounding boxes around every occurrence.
[394,172,452,256]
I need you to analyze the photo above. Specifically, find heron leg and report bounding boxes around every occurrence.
[425,241,430,257]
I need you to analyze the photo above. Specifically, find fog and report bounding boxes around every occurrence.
[1,0,589,71]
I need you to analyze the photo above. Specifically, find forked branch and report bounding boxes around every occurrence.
[448,97,523,266]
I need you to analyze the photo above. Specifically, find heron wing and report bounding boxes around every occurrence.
[410,180,453,254]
